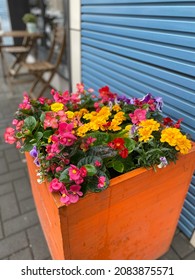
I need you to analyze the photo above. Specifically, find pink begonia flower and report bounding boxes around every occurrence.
[46,143,60,159]
[38,97,47,104]
[51,134,58,143]
[76,83,85,93]
[51,90,71,104]
[94,102,100,109]
[74,177,84,185]
[58,122,74,134]
[56,166,63,173]
[57,110,68,122]
[95,160,101,167]
[49,178,64,192]
[4,127,16,144]
[129,108,147,124]
[19,93,31,110]
[79,166,87,178]
[16,141,22,149]
[68,185,83,203]
[86,136,96,145]
[87,88,94,93]
[60,189,71,205]
[59,132,77,146]
[12,120,24,131]
[71,93,80,103]
[44,112,58,129]
[69,165,81,181]
[97,176,106,188]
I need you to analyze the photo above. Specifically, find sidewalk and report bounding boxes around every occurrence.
[0,67,195,260]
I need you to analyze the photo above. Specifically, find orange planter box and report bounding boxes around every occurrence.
[25,144,195,260]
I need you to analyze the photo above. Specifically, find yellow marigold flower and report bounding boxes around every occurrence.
[138,119,160,142]
[139,119,160,131]
[112,104,121,112]
[83,113,93,120]
[125,125,132,131]
[138,127,154,142]
[109,119,122,131]
[90,122,100,131]
[98,106,111,118]
[51,102,64,112]
[124,124,133,137]
[66,111,74,119]
[79,108,89,116]
[76,124,90,137]
[160,127,182,146]
[114,111,126,122]
[175,135,192,154]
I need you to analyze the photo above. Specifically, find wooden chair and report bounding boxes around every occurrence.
[2,36,33,77]
[21,25,66,98]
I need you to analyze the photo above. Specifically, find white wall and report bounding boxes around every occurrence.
[69,0,81,92]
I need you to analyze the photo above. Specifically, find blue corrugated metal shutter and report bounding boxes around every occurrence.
[81,0,195,238]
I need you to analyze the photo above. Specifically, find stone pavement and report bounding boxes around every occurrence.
[0,67,195,260]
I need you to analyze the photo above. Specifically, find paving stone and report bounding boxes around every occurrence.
[184,251,195,260]
[0,157,8,174]
[19,197,35,214]
[0,169,26,185]
[0,142,12,151]
[158,248,180,260]
[8,159,27,171]
[171,232,194,258]
[0,182,13,196]
[3,210,39,236]
[0,231,28,259]
[9,247,33,260]
[0,192,19,221]
[4,148,21,163]
[13,176,32,201]
[27,224,51,260]
[0,222,3,239]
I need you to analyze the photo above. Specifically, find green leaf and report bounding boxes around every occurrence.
[40,112,45,123]
[87,132,109,145]
[15,132,23,138]
[43,130,53,140]
[84,164,97,176]
[124,138,136,152]
[77,156,102,167]
[34,132,43,141]
[24,116,36,131]
[113,160,124,173]
[84,170,109,193]
[59,168,69,183]
[21,143,34,152]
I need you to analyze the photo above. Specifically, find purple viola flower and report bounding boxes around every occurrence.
[30,146,38,158]
[141,93,153,103]
[155,97,163,111]
[117,95,135,105]
[158,157,168,168]
[131,124,138,135]
[34,157,40,167]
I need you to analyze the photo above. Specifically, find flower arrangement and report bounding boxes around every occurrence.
[4,84,192,206]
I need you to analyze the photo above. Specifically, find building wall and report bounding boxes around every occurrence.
[72,0,195,239]
[69,0,81,91]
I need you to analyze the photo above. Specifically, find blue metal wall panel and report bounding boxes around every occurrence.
[81,0,195,238]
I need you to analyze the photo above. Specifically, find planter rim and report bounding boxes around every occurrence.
[29,142,195,209]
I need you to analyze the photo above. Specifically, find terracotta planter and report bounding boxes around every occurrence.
[25,144,195,260]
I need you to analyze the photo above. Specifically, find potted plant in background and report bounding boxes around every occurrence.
[22,13,37,33]
[4,84,195,260]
